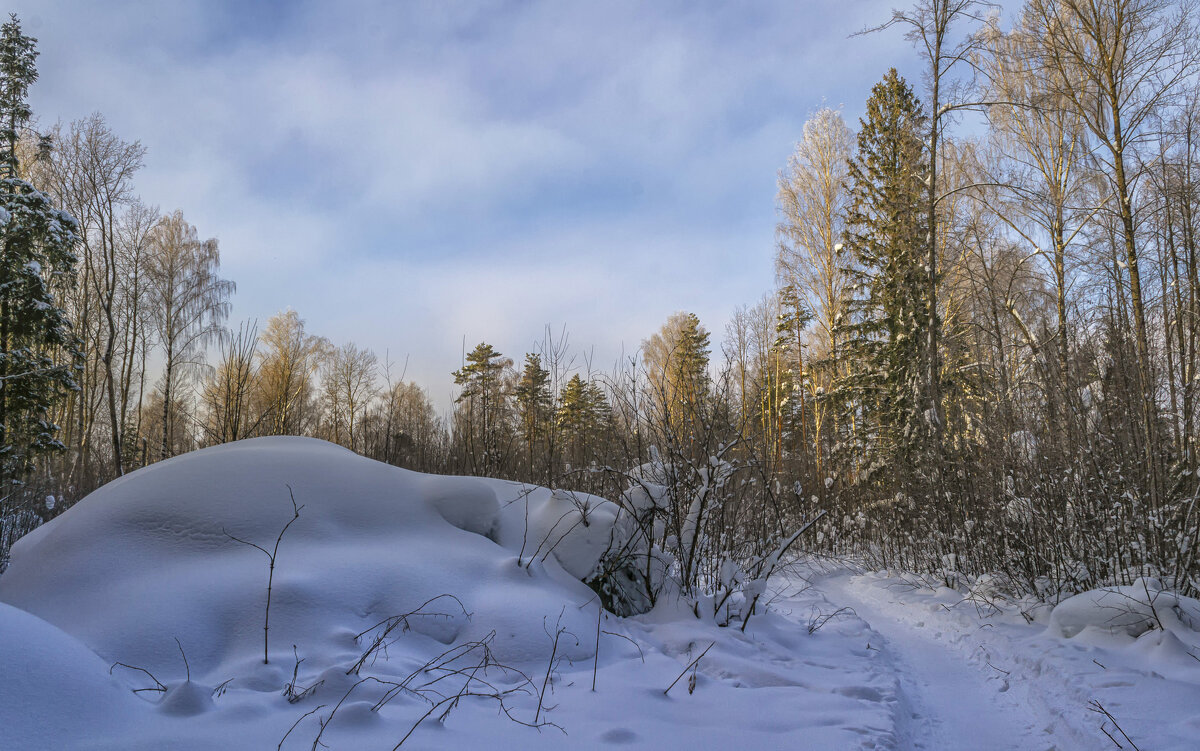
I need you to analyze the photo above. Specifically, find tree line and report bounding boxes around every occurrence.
[4,1,1200,603]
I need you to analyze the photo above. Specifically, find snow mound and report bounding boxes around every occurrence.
[0,437,600,680]
[1047,579,1200,640]
[0,601,144,749]
[493,485,619,579]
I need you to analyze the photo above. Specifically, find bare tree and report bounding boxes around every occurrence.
[1028,0,1198,506]
[365,380,445,471]
[980,13,1098,425]
[254,310,328,437]
[34,115,147,485]
[146,210,234,459]
[202,320,259,445]
[319,341,377,452]
[115,199,159,467]
[776,107,854,363]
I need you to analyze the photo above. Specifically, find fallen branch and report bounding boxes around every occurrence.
[601,630,645,662]
[742,511,826,632]
[807,606,856,635]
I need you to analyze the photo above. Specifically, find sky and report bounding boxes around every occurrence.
[12,0,935,410]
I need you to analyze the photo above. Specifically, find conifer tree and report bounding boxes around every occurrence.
[557,374,610,468]
[453,342,512,476]
[774,285,813,465]
[837,68,931,487]
[643,311,711,450]
[514,352,551,477]
[0,15,80,490]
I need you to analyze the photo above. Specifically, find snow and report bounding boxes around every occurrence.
[823,569,1200,749]
[3,437,1200,749]
[493,485,618,579]
[1047,578,1200,641]
[0,601,143,748]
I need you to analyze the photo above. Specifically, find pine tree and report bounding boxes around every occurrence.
[453,342,512,476]
[0,15,80,491]
[837,68,931,488]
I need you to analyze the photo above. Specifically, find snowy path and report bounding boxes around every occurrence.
[815,571,1092,750]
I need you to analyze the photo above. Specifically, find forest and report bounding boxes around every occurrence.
[8,2,1200,749]
[0,0,1198,610]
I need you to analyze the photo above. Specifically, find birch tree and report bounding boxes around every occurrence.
[146,210,233,459]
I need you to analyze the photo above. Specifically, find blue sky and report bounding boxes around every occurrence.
[15,0,935,407]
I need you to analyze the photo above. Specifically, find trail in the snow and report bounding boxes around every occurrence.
[818,571,1090,751]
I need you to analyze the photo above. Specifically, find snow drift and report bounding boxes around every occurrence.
[0,437,624,748]
[0,437,608,671]
[1047,578,1200,641]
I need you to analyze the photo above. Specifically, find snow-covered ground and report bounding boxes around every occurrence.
[3,437,1200,750]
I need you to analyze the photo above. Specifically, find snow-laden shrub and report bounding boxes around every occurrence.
[494,480,670,617]
[0,507,42,574]
[1047,578,1200,639]
[585,481,673,616]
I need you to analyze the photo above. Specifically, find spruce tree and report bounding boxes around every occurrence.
[774,285,813,464]
[0,15,80,491]
[837,68,930,488]
[513,353,551,477]
[671,313,710,445]
[556,374,610,468]
[557,373,590,466]
[643,312,711,453]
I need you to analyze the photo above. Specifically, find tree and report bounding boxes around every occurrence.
[146,210,233,459]
[367,380,443,471]
[1027,0,1199,509]
[43,114,145,478]
[980,12,1096,437]
[642,312,710,450]
[319,341,377,452]
[869,0,997,454]
[838,69,931,486]
[514,353,551,478]
[774,286,814,466]
[113,200,157,468]
[556,374,610,469]
[453,342,512,476]
[776,107,854,365]
[0,15,80,490]
[254,310,327,437]
[202,320,258,445]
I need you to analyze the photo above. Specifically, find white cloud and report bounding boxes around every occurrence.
[10,0,939,407]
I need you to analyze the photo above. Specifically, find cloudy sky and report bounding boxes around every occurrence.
[14,0,930,408]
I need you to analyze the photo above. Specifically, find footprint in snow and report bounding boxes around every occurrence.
[599,727,638,744]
